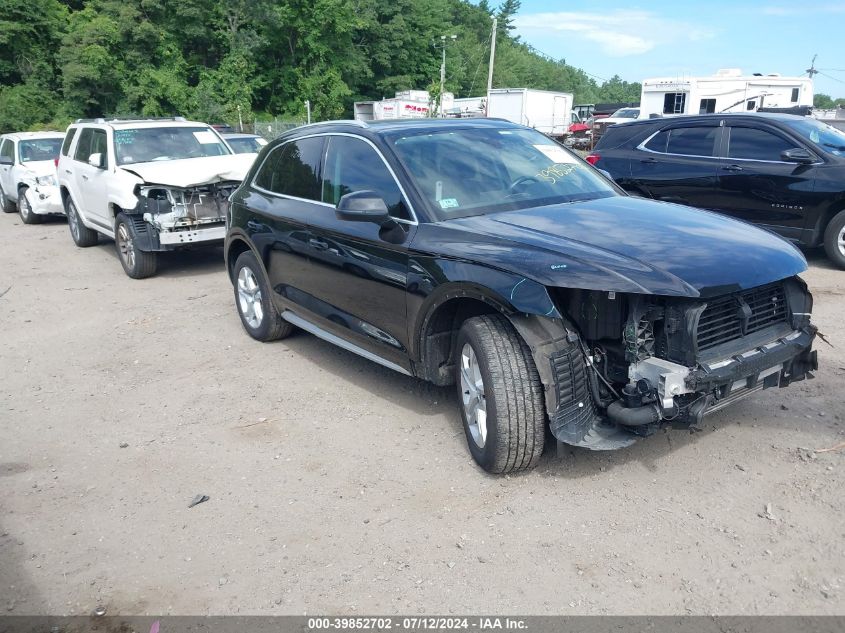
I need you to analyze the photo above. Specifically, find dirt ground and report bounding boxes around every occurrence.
[1,214,843,616]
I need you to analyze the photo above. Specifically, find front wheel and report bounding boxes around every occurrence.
[233,250,294,342]
[115,213,157,279]
[18,188,42,224]
[454,314,546,473]
[823,210,845,270]
[66,197,98,247]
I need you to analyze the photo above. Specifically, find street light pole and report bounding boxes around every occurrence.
[437,34,457,118]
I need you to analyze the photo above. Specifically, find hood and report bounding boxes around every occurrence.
[120,154,255,188]
[424,196,807,298]
[20,160,59,179]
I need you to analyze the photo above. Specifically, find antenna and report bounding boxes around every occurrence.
[806,54,818,78]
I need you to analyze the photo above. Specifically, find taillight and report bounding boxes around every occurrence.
[54,158,59,168]
[585,153,600,166]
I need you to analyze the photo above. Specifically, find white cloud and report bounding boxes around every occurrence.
[513,10,714,58]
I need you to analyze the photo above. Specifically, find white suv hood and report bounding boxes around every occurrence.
[20,160,59,179]
[119,154,256,188]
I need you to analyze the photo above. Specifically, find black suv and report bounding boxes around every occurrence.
[589,113,845,268]
[224,118,817,473]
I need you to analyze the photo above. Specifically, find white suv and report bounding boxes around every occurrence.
[0,132,65,224]
[57,118,255,278]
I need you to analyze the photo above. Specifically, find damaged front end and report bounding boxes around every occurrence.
[515,276,818,450]
[134,181,239,248]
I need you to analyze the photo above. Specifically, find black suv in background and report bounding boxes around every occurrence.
[224,118,817,473]
[589,113,845,269]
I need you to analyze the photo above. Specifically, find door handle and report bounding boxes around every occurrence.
[722,164,744,172]
[82,175,89,181]
[65,170,72,175]
[246,220,262,231]
[308,239,328,251]
[640,157,658,164]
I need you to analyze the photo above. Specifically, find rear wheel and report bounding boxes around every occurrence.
[18,188,41,224]
[0,186,15,213]
[115,212,157,279]
[823,210,845,270]
[233,250,294,342]
[454,314,546,473]
[66,197,98,247]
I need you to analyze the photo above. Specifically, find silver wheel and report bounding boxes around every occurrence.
[68,201,80,240]
[838,226,845,257]
[0,189,7,209]
[117,223,135,269]
[237,266,264,329]
[460,343,488,448]
[19,194,30,219]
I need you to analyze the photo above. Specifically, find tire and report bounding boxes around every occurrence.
[233,250,294,342]
[454,314,546,473]
[0,185,15,213]
[18,188,42,224]
[115,212,157,279]
[823,210,845,270]
[65,197,98,247]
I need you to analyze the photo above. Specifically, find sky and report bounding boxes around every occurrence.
[511,0,845,98]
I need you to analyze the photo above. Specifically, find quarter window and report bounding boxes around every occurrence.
[791,88,799,103]
[699,99,716,114]
[322,136,409,220]
[727,127,794,161]
[61,128,77,156]
[254,137,323,200]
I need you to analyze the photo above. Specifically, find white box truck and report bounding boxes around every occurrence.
[486,88,573,137]
[640,69,813,117]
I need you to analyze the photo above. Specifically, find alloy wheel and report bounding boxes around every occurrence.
[19,194,31,221]
[237,266,264,329]
[460,343,488,448]
[117,223,135,270]
[838,226,845,258]
[68,202,80,241]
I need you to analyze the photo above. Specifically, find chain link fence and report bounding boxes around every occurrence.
[227,118,307,140]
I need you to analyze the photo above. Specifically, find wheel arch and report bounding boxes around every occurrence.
[816,195,845,245]
[225,232,261,284]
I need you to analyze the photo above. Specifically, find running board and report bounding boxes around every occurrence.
[280,310,412,377]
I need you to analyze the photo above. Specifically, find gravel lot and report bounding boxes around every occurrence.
[1,215,843,616]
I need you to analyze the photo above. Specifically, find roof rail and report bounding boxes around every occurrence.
[73,116,188,124]
[297,119,370,130]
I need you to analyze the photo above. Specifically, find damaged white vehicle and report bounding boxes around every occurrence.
[57,118,256,278]
[0,132,65,224]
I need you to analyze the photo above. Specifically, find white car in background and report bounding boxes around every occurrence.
[591,107,650,142]
[57,117,255,279]
[0,132,65,224]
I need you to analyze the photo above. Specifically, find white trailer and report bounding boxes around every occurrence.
[486,88,573,137]
[640,69,813,117]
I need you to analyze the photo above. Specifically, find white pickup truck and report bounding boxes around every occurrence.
[0,131,65,224]
[57,118,256,278]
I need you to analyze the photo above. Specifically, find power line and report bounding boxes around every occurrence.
[818,71,845,85]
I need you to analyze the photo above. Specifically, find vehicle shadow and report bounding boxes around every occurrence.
[275,329,824,478]
[802,246,835,269]
[91,239,226,279]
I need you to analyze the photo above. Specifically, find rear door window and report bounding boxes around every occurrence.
[0,139,14,163]
[254,137,323,200]
[644,126,719,157]
[727,126,794,161]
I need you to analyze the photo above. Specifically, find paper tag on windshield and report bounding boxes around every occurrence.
[534,144,574,164]
[439,198,460,209]
[193,131,219,144]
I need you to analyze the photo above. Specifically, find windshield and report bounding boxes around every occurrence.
[19,138,63,163]
[387,127,618,220]
[114,126,231,165]
[783,118,845,157]
[611,108,639,119]
[226,136,267,154]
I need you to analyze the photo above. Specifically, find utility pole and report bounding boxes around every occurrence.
[437,34,457,117]
[487,17,497,94]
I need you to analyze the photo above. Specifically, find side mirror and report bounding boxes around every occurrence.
[781,148,815,164]
[0,156,12,166]
[88,152,104,168]
[336,190,390,225]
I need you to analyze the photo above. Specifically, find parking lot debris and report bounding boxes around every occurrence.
[815,441,845,453]
[93,606,106,616]
[188,494,210,508]
[119,442,129,448]
[0,286,10,299]
[759,503,776,521]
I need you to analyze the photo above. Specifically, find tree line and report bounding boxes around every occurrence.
[0,0,643,133]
